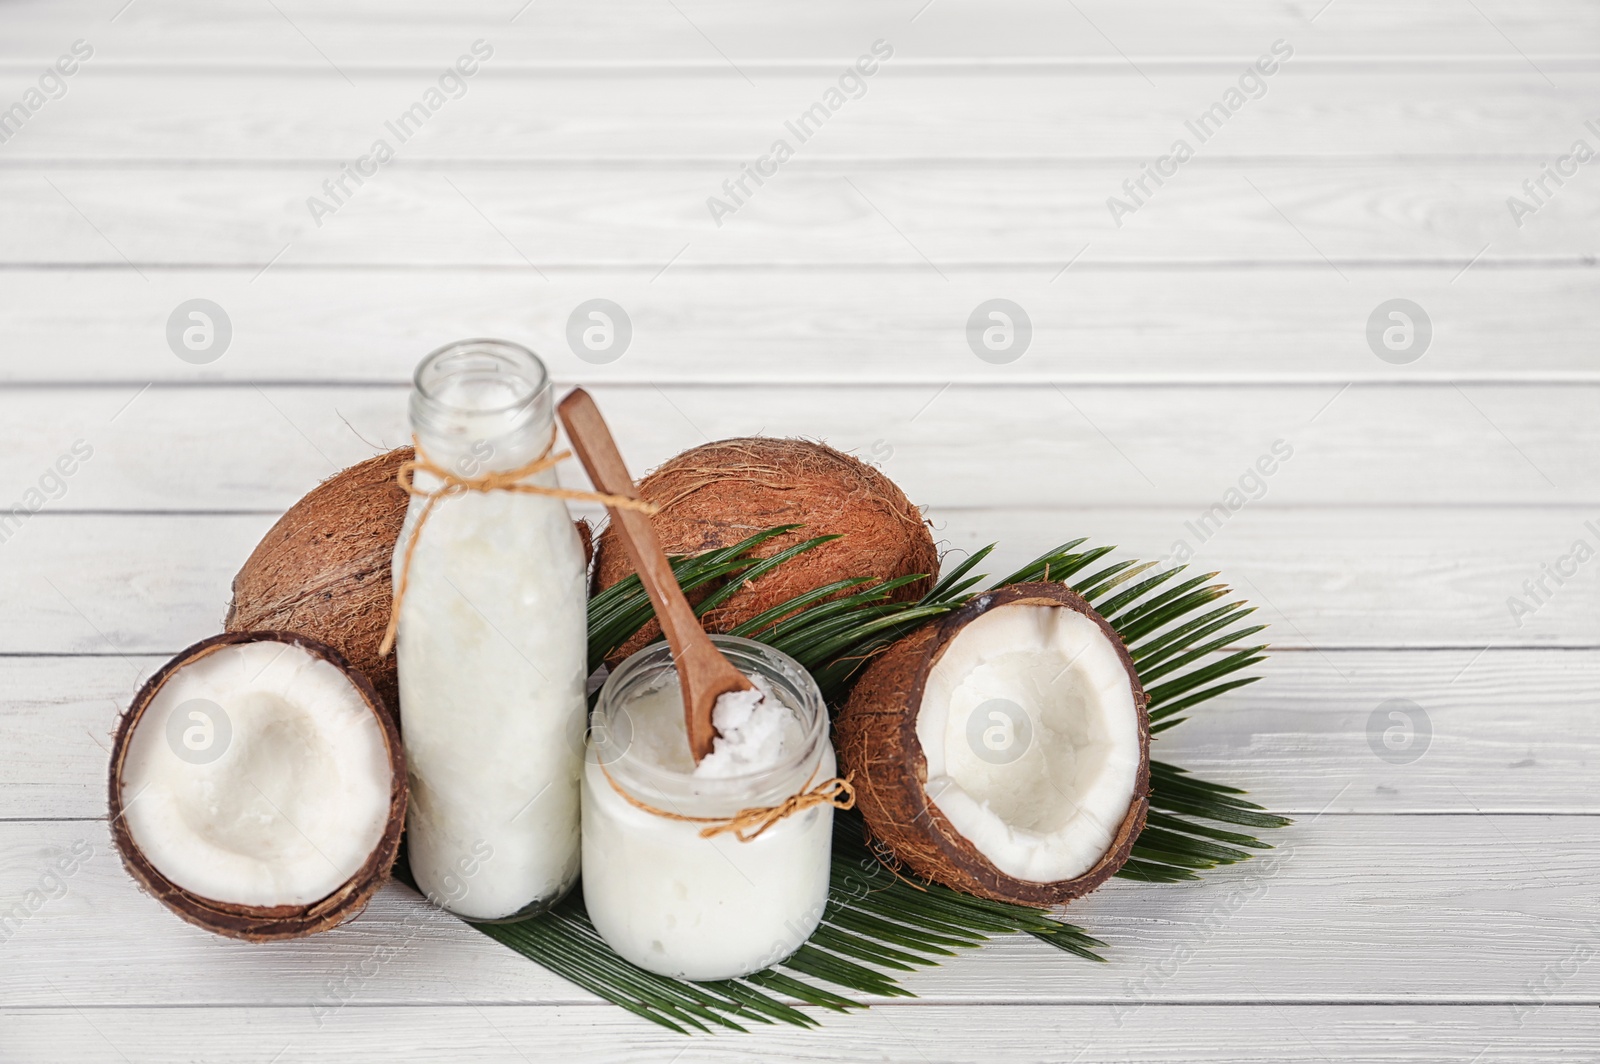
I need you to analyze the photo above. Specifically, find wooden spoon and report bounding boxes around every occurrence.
[558,387,752,763]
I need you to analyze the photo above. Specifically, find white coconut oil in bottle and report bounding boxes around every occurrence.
[394,339,588,920]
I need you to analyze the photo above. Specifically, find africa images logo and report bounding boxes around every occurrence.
[705,40,895,227]
[305,40,495,227]
[1105,39,1294,227]
[0,40,94,145]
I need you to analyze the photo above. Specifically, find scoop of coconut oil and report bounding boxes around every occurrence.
[693,676,794,778]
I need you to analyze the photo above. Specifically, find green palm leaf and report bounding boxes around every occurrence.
[421,527,1287,1031]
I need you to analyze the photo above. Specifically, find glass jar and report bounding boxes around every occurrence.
[394,339,588,921]
[582,636,836,981]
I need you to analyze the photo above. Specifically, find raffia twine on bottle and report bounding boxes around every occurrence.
[379,435,657,658]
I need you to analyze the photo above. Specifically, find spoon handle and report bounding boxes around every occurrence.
[557,388,743,761]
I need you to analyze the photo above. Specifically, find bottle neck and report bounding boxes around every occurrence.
[408,339,553,477]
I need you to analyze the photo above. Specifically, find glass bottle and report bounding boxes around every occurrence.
[395,339,587,920]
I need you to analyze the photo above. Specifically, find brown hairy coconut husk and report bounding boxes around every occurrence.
[594,437,937,662]
[835,583,1150,906]
[108,631,406,941]
[226,447,593,712]
[226,449,410,713]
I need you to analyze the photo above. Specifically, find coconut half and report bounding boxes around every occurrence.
[108,631,406,940]
[836,583,1149,905]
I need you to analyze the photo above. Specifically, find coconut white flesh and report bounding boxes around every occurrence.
[120,641,392,907]
[916,604,1140,884]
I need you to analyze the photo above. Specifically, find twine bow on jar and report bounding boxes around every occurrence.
[601,762,856,843]
[378,435,657,657]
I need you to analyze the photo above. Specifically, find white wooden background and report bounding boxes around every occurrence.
[2,0,1597,1060]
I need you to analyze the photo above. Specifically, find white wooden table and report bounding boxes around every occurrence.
[2,1,1597,1059]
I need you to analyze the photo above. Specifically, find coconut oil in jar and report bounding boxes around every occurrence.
[394,339,588,920]
[582,636,837,981]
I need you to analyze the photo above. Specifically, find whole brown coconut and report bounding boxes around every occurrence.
[835,583,1150,907]
[594,438,937,661]
[226,447,593,712]
[109,631,406,941]
[226,449,410,713]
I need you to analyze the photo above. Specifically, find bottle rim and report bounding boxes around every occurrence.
[413,338,550,416]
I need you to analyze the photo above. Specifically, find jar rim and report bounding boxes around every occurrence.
[592,635,829,804]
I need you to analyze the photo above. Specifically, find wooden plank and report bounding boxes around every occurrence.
[5,69,1595,161]
[1,816,1596,1006]
[4,267,1594,386]
[1160,648,1600,815]
[0,656,142,821]
[0,509,1595,654]
[2,0,1596,62]
[2,164,1589,268]
[6,650,1594,821]
[933,508,1600,651]
[0,1004,1593,1062]
[2,383,1595,509]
